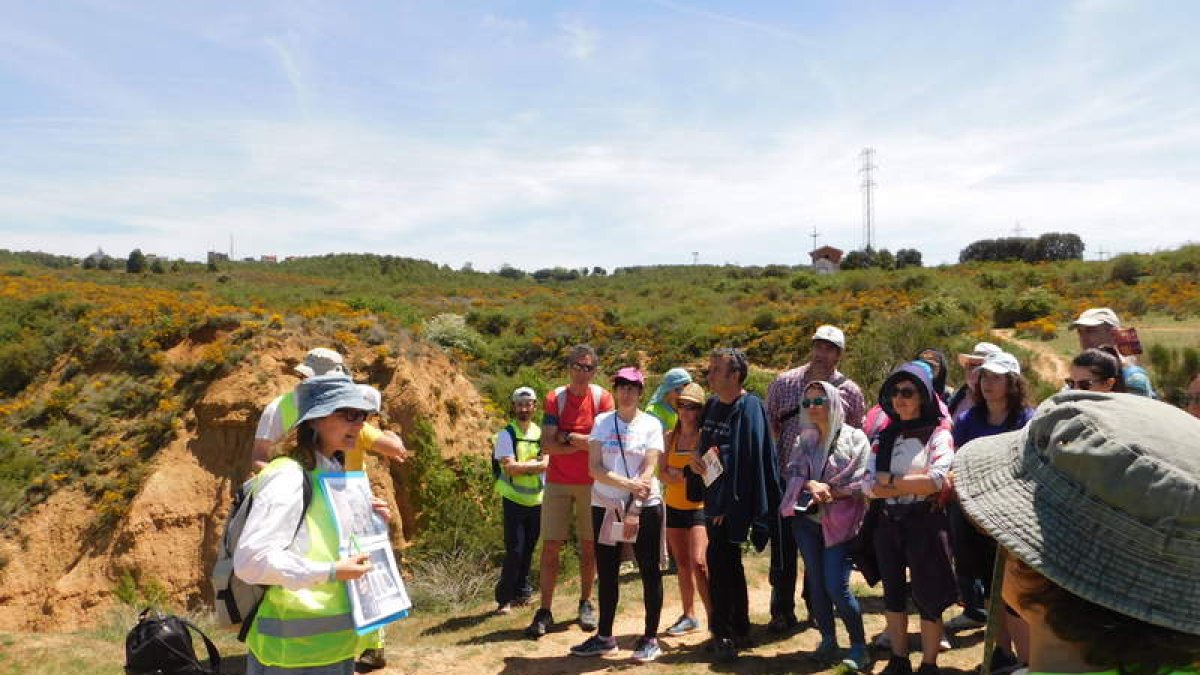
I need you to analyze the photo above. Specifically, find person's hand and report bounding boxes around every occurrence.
[629,478,652,501]
[944,470,956,492]
[334,554,373,581]
[383,430,409,463]
[371,497,391,522]
[807,481,834,504]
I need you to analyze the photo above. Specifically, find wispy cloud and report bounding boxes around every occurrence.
[559,20,596,60]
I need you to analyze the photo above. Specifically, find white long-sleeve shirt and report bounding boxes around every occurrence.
[233,452,341,590]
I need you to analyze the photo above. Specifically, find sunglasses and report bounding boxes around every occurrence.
[800,397,827,408]
[891,386,919,400]
[1065,378,1097,390]
[334,409,369,423]
[679,402,703,411]
[570,362,596,372]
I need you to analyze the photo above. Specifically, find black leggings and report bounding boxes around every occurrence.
[591,504,663,638]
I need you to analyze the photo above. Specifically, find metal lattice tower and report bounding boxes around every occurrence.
[859,148,876,250]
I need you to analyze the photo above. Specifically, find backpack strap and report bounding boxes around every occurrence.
[237,468,313,643]
[555,384,606,421]
[179,617,222,675]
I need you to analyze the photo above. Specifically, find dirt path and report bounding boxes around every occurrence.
[992,329,1069,385]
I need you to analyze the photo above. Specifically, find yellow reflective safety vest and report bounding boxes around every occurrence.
[278,391,299,431]
[493,423,544,507]
[246,457,376,667]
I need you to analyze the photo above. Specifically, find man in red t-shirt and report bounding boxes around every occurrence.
[525,344,614,639]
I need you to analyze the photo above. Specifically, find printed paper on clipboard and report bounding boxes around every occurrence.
[319,471,412,633]
[701,448,723,486]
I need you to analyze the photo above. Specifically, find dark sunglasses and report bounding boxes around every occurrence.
[570,362,596,372]
[800,397,827,408]
[334,409,369,423]
[891,386,919,399]
[1065,378,1096,391]
[679,402,703,411]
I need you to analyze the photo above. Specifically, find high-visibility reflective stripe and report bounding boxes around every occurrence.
[255,613,356,638]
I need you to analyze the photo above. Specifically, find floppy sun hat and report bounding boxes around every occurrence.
[295,373,375,426]
[953,391,1200,635]
[677,382,706,406]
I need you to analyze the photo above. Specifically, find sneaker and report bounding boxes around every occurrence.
[578,599,598,631]
[494,603,512,615]
[767,615,800,633]
[880,655,913,675]
[939,636,952,652]
[525,608,553,639]
[988,648,1022,675]
[356,648,387,671]
[917,663,941,675]
[631,636,662,663]
[570,634,618,657]
[665,615,700,636]
[874,631,892,649]
[944,612,986,633]
[713,637,738,663]
[842,644,872,671]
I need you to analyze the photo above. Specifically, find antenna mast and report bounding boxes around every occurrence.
[859,148,876,250]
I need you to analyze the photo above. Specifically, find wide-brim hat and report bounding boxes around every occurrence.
[954,391,1200,635]
[294,373,375,427]
[677,382,706,406]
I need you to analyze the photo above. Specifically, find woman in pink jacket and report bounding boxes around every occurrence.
[779,380,871,670]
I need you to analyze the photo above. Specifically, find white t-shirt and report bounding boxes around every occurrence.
[255,394,287,442]
[588,410,664,507]
[493,423,539,461]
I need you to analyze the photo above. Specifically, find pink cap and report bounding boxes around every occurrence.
[612,366,645,386]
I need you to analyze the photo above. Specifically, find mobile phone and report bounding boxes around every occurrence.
[1112,327,1142,356]
[795,491,818,514]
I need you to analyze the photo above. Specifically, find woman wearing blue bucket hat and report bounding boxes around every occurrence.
[235,373,390,674]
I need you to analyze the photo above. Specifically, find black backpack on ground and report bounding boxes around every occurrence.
[124,608,220,675]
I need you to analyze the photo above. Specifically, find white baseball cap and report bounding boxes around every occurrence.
[957,341,1003,367]
[295,347,345,378]
[812,325,846,350]
[1070,308,1121,329]
[511,386,537,403]
[979,351,1021,376]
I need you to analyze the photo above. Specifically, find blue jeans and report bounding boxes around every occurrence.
[792,516,865,646]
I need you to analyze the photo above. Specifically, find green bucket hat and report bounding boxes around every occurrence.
[953,391,1200,635]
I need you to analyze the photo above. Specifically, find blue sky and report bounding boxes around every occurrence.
[0,0,1196,268]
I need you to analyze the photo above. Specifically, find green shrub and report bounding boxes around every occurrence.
[992,287,1061,328]
[422,313,485,357]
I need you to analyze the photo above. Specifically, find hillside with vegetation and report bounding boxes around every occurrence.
[0,245,1197,656]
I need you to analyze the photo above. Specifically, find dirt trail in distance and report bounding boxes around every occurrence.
[992,328,1070,385]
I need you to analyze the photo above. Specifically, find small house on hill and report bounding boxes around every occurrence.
[810,245,843,274]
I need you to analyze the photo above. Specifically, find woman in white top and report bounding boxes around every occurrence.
[569,367,664,664]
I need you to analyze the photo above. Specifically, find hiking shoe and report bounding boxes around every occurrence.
[631,636,662,663]
[495,603,512,615]
[525,608,553,638]
[570,634,618,657]
[917,663,941,675]
[880,655,913,675]
[665,615,700,636]
[767,615,800,633]
[578,599,598,631]
[842,644,871,671]
[944,612,986,633]
[988,648,1022,675]
[938,636,952,652]
[713,638,738,663]
[357,648,387,671]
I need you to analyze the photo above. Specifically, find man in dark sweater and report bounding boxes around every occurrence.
[696,348,780,662]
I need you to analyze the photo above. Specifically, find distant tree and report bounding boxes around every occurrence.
[98,256,115,271]
[150,258,166,274]
[1028,232,1084,261]
[126,248,146,274]
[875,249,895,270]
[207,260,219,273]
[592,266,607,276]
[82,256,97,270]
[840,249,870,270]
[497,264,526,280]
[531,268,553,281]
[960,233,1084,263]
[896,248,923,268]
[170,260,181,273]
[1109,254,1143,285]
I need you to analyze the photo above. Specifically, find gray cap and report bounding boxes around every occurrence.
[954,391,1200,635]
[294,373,374,426]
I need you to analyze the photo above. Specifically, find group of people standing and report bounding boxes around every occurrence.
[490,306,1200,674]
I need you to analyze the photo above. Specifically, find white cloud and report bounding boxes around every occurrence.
[559,20,596,61]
